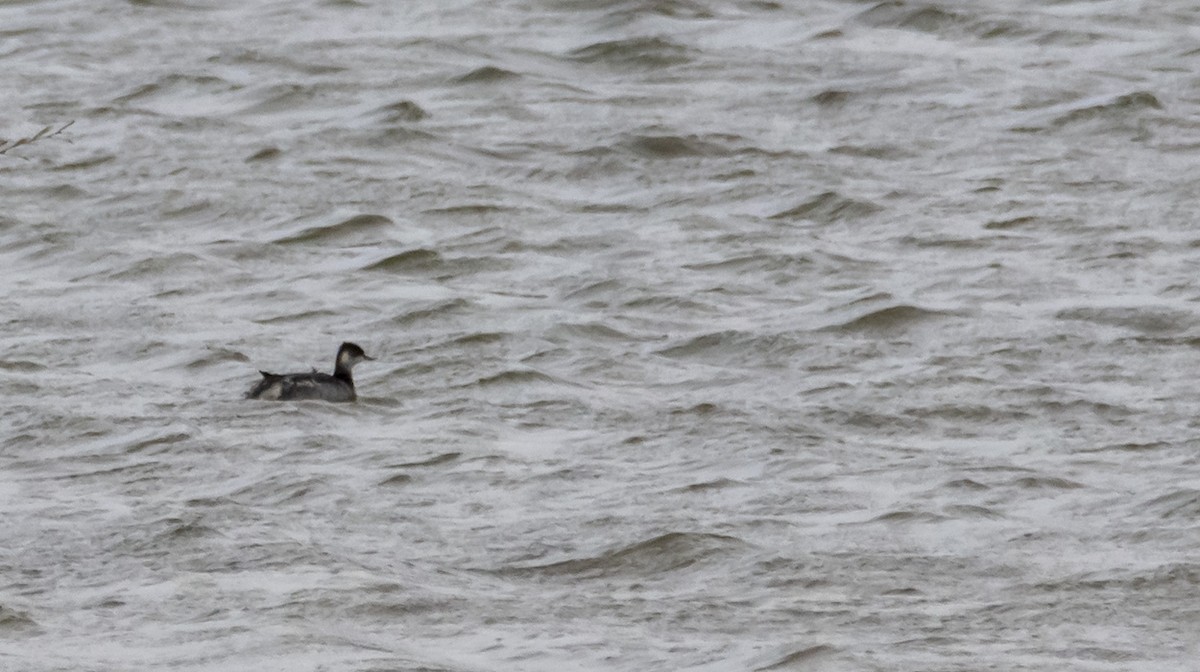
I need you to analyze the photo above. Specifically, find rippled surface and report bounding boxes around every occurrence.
[3,1,1200,669]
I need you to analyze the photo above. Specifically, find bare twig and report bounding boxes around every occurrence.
[0,120,75,156]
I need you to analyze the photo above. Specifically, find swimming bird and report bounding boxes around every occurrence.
[246,342,374,402]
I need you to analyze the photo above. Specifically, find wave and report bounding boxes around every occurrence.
[854,3,1028,41]
[498,531,748,580]
[769,191,883,224]
[655,330,805,364]
[387,298,473,325]
[1055,304,1190,335]
[855,3,967,33]
[825,304,945,334]
[1012,91,1163,133]
[0,605,40,636]
[371,99,429,123]
[471,369,565,387]
[452,65,521,84]
[567,36,693,69]
[1140,489,1200,519]
[1009,476,1085,490]
[273,213,394,245]
[683,252,813,273]
[1050,91,1162,128]
[622,133,723,158]
[753,645,836,671]
[363,248,442,273]
[547,321,635,341]
[576,130,797,162]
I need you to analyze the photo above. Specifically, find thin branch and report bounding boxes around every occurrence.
[0,120,75,156]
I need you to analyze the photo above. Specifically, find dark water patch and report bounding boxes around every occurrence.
[943,478,989,490]
[349,595,461,620]
[674,477,744,493]
[812,89,850,107]
[163,200,214,220]
[378,473,412,487]
[596,131,789,161]
[984,215,1040,230]
[866,510,948,524]
[0,605,40,636]
[227,475,327,506]
[252,308,340,325]
[355,126,440,145]
[667,400,720,417]
[92,252,208,281]
[754,644,836,671]
[1037,564,1200,593]
[48,459,165,484]
[115,516,221,555]
[769,191,883,224]
[1055,305,1190,335]
[1141,489,1200,519]
[568,36,693,69]
[0,359,45,372]
[125,431,191,454]
[452,65,521,84]
[826,304,945,334]
[1126,563,1200,591]
[713,168,757,181]
[111,73,233,105]
[975,18,1035,40]
[1087,441,1166,453]
[372,99,429,123]
[422,203,517,216]
[186,347,250,369]
[943,504,1003,519]
[898,233,997,250]
[605,0,715,20]
[855,3,965,33]
[501,531,747,580]
[1032,29,1105,47]
[363,248,442,273]
[908,403,1034,423]
[245,146,281,162]
[388,298,473,325]
[1010,476,1084,490]
[451,331,509,346]
[546,0,711,18]
[237,83,321,115]
[1013,92,1165,132]
[472,369,564,387]
[855,3,1025,40]
[207,47,347,76]
[274,213,394,245]
[816,403,926,429]
[683,252,812,274]
[562,278,625,302]
[623,134,723,158]
[828,143,910,160]
[622,293,716,313]
[53,154,115,171]
[655,330,803,364]
[389,452,461,469]
[548,321,634,342]
[1053,91,1163,126]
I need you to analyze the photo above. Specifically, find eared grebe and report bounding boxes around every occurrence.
[246,342,374,402]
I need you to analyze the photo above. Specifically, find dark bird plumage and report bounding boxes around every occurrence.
[246,342,374,402]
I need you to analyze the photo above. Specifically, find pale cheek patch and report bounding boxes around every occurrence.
[260,382,283,400]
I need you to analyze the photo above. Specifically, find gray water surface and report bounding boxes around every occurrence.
[3,1,1200,670]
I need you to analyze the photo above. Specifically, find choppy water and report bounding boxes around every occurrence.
[3,1,1200,669]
